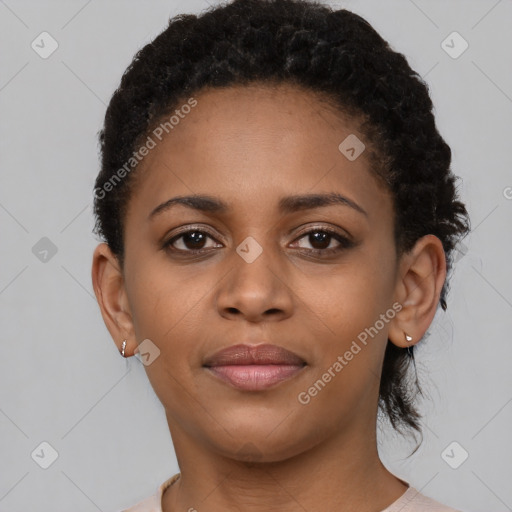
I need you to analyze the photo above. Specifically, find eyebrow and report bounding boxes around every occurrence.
[148,192,368,220]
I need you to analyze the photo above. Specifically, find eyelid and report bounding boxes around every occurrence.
[292,223,353,240]
[163,224,223,248]
[166,223,222,240]
[165,222,352,243]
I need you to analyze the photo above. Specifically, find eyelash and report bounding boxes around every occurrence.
[163,225,354,257]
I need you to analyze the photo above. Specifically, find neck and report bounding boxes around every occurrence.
[161,414,408,512]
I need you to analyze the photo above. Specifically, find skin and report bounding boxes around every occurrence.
[92,83,446,512]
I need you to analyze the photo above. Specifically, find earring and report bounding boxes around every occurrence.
[404,333,415,359]
[120,340,127,357]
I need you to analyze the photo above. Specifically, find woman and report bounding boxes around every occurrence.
[91,0,470,510]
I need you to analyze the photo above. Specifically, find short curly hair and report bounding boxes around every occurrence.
[93,0,470,436]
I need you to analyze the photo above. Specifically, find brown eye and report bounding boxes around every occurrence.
[304,231,333,250]
[180,231,207,250]
[165,229,222,253]
[291,228,354,256]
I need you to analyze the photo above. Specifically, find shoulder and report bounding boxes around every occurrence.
[121,494,160,512]
[382,486,462,512]
[119,473,181,512]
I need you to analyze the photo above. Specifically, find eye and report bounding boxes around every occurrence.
[290,227,354,256]
[163,225,354,257]
[164,228,222,254]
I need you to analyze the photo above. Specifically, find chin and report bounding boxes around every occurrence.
[209,428,316,465]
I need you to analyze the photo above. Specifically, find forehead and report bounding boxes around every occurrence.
[126,83,391,222]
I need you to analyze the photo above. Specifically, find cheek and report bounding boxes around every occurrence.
[126,253,190,331]
[125,262,201,404]
[125,257,214,367]
[299,242,396,376]
[294,268,393,421]
[305,257,394,335]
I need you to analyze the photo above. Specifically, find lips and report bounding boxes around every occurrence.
[203,344,307,391]
[203,343,306,367]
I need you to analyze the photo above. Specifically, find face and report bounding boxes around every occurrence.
[109,83,403,461]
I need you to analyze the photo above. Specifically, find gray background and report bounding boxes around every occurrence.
[1,0,511,510]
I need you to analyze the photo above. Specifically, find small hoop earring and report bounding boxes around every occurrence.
[121,340,127,357]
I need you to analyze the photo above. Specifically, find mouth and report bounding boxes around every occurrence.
[203,343,307,391]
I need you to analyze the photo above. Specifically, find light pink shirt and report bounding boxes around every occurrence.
[121,473,461,512]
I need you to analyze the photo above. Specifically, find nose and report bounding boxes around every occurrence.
[215,243,294,323]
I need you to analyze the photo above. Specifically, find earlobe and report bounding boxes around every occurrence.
[388,235,447,348]
[91,243,136,356]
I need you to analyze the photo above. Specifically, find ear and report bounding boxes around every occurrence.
[91,243,136,356]
[388,234,447,348]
